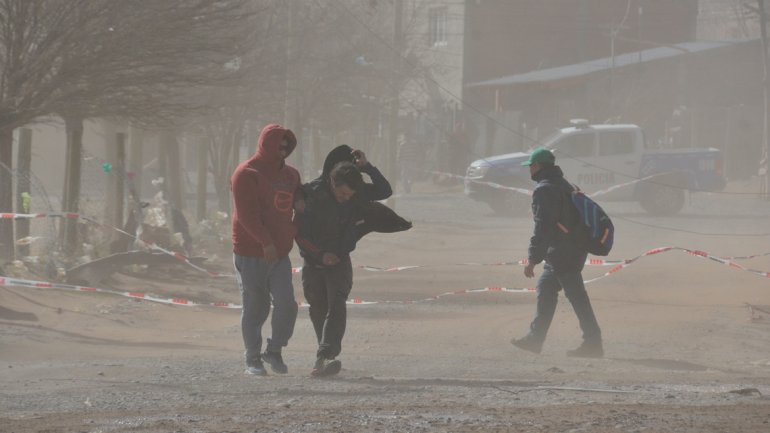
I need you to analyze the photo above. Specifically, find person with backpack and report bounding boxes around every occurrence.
[511,148,604,358]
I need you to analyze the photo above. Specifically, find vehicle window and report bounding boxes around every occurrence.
[551,133,595,158]
[599,131,635,156]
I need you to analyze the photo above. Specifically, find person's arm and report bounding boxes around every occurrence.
[527,186,560,266]
[231,171,274,250]
[360,163,393,201]
[295,211,324,263]
[294,190,341,266]
[353,149,392,201]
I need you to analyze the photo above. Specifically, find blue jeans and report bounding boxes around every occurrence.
[234,254,298,365]
[527,264,602,344]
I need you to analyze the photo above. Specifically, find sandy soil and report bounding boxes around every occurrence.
[2,187,770,432]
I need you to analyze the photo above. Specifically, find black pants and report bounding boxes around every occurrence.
[302,257,353,359]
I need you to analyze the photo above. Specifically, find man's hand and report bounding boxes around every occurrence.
[263,244,279,262]
[294,198,306,213]
[322,252,340,266]
[524,263,536,279]
[352,149,368,168]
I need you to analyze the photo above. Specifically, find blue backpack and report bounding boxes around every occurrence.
[568,189,614,256]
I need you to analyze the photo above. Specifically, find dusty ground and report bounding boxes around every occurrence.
[2,184,770,432]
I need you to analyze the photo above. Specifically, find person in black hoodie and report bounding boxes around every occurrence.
[295,145,407,377]
[510,148,603,358]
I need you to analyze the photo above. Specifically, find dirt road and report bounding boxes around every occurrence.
[2,190,770,432]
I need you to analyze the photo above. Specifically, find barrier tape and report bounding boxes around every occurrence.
[582,246,770,284]
[431,171,533,196]
[5,213,770,283]
[289,258,622,274]
[430,170,656,199]
[0,275,531,309]
[0,275,239,309]
[1,246,768,309]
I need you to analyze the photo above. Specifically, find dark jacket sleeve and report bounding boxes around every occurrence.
[528,185,561,265]
[295,210,325,263]
[361,163,392,201]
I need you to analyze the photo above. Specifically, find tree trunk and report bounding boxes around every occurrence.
[128,125,144,204]
[163,132,184,211]
[312,122,321,178]
[114,133,126,229]
[158,131,168,186]
[0,127,14,261]
[16,128,32,257]
[216,178,230,214]
[196,136,207,221]
[102,121,118,226]
[62,116,84,255]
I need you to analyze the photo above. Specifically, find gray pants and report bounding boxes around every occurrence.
[234,254,298,365]
[528,264,602,344]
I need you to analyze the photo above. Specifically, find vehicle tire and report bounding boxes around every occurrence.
[638,184,685,216]
[487,191,530,216]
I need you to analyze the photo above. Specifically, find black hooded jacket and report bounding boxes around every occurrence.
[528,164,587,273]
[296,145,403,266]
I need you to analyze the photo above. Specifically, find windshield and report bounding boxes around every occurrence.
[538,130,564,150]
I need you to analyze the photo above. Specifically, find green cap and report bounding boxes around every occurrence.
[521,148,555,166]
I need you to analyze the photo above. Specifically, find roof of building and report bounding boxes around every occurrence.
[466,40,756,88]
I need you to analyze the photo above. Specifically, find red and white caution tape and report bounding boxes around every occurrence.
[430,170,658,199]
[6,213,770,287]
[1,212,81,220]
[588,174,657,198]
[583,246,770,284]
[430,171,533,196]
[0,275,242,309]
[2,246,769,310]
[0,275,529,308]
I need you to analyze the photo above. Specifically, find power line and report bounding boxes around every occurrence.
[330,0,765,197]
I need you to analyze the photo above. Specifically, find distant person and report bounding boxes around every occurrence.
[511,148,603,358]
[295,146,399,377]
[231,123,301,376]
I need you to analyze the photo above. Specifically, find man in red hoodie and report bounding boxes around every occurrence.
[231,123,300,376]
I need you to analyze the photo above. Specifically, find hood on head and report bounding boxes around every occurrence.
[253,123,297,165]
[322,144,356,178]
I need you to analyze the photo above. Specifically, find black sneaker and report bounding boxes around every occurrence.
[566,341,604,358]
[262,351,288,374]
[510,336,543,354]
[245,360,267,376]
[311,357,342,377]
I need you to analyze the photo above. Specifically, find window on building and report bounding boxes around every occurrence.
[598,130,635,156]
[428,7,448,47]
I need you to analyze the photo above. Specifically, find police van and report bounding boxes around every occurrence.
[465,120,726,216]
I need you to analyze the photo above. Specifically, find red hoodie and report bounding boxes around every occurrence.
[231,124,300,258]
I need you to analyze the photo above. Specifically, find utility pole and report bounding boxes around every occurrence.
[387,0,403,209]
[758,0,770,198]
[16,128,32,257]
